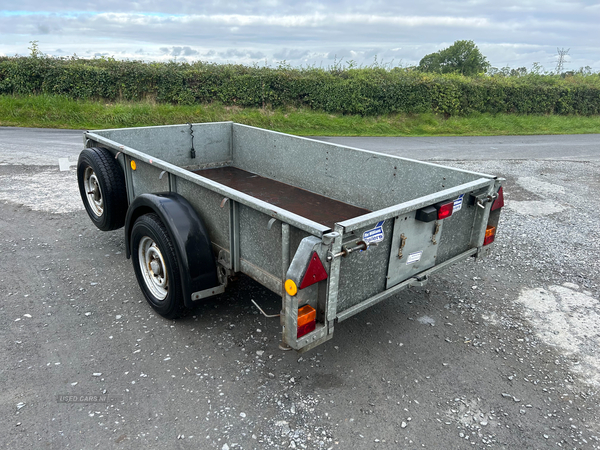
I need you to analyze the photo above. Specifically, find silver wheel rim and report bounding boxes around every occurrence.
[83,166,104,216]
[138,236,168,301]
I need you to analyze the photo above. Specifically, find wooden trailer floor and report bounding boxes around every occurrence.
[193,166,370,229]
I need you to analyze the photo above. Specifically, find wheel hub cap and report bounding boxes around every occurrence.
[83,167,104,216]
[138,236,168,301]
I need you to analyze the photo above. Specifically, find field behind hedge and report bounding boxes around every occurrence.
[1,56,600,117]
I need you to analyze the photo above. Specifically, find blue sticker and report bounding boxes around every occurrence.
[453,194,464,213]
[363,221,385,245]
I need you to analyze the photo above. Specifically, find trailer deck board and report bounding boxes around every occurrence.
[193,166,370,229]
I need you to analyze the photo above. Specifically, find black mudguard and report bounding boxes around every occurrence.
[125,193,219,308]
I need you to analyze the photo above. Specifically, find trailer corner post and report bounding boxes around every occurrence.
[326,224,344,323]
[469,179,497,253]
[279,222,292,350]
[229,199,241,272]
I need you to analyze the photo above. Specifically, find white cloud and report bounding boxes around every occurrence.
[0,2,597,70]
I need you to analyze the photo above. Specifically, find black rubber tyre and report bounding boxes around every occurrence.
[77,147,128,231]
[131,214,185,319]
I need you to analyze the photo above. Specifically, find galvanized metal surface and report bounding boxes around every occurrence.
[437,213,476,263]
[239,204,283,278]
[416,247,478,280]
[283,235,333,350]
[232,124,495,212]
[191,284,225,301]
[336,247,478,322]
[124,155,135,203]
[326,224,345,322]
[333,181,494,314]
[230,201,242,272]
[131,160,170,196]
[385,212,443,289]
[91,123,232,168]
[436,190,487,264]
[469,181,501,249]
[281,223,290,299]
[168,173,177,193]
[338,178,494,233]
[84,131,330,237]
[334,221,394,313]
[239,258,282,295]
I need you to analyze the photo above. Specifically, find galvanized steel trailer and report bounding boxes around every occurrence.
[78,122,504,352]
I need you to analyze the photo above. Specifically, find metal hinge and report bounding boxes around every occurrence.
[397,233,407,258]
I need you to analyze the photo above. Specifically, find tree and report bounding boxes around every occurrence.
[418,40,490,76]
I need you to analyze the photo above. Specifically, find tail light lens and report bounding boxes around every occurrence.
[491,187,504,211]
[297,305,316,338]
[437,201,454,220]
[483,226,496,246]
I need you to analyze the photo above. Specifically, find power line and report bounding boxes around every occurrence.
[556,48,569,73]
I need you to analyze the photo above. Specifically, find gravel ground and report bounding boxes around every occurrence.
[1,154,599,450]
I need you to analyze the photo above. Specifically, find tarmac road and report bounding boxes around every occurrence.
[310,134,600,161]
[1,126,599,165]
[1,127,599,449]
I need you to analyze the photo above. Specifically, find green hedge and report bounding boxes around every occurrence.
[1,56,599,116]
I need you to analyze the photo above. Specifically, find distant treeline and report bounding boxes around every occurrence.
[1,55,599,116]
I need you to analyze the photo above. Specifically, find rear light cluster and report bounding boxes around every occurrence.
[414,187,504,245]
[285,251,328,339]
[483,226,496,246]
[415,199,456,222]
[285,252,328,297]
[483,186,504,246]
[297,305,316,338]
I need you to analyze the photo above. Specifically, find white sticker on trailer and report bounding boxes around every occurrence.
[453,194,464,213]
[406,251,423,265]
[363,221,385,244]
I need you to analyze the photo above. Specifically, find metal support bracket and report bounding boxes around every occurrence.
[326,240,373,262]
[191,284,225,301]
[469,192,497,209]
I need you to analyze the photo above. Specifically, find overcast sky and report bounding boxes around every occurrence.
[1,1,599,71]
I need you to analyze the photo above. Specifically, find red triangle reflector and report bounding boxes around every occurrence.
[491,186,504,211]
[299,252,328,289]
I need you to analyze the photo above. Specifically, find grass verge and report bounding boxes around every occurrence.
[1,95,599,136]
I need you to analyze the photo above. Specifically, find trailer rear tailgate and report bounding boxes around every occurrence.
[333,179,494,318]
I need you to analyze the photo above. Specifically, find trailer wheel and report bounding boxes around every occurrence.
[77,147,128,231]
[131,213,185,319]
